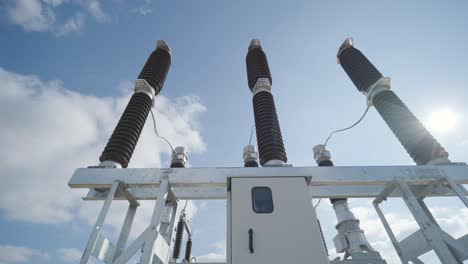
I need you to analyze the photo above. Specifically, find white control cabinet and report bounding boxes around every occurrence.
[228,177,329,264]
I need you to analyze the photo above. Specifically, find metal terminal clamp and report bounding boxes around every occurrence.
[134,79,157,106]
[365,77,391,106]
[252,78,272,96]
[243,145,259,164]
[171,146,188,168]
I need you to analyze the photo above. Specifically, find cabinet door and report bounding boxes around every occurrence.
[230,177,329,264]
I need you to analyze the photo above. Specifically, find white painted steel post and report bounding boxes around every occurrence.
[113,204,138,261]
[394,177,460,264]
[445,176,468,208]
[373,194,409,263]
[113,227,150,264]
[81,180,120,264]
[140,176,170,264]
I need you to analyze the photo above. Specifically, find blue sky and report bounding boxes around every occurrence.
[1,0,468,263]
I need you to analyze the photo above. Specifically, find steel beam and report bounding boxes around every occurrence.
[70,165,468,200]
[80,181,119,264]
[394,177,460,263]
[140,176,170,264]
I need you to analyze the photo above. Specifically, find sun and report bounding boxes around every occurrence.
[425,109,459,133]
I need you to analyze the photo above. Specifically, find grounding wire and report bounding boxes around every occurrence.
[150,108,175,153]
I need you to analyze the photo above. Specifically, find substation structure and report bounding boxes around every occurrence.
[69,39,468,264]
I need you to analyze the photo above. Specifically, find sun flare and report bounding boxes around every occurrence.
[426,109,459,133]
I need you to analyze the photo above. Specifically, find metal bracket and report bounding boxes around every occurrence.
[373,176,468,264]
[80,178,178,264]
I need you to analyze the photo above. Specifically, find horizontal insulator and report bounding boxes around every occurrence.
[172,219,185,259]
[138,47,171,95]
[99,93,152,168]
[338,46,383,92]
[246,47,272,91]
[253,91,287,165]
[184,239,192,261]
[373,90,449,165]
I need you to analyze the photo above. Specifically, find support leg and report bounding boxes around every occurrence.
[81,181,120,264]
[140,177,170,264]
[113,203,138,261]
[445,177,468,208]
[417,199,439,227]
[373,198,408,264]
[394,177,461,264]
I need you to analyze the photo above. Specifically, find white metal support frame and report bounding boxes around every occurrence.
[70,164,468,264]
[81,181,142,264]
[373,176,468,264]
[80,177,180,264]
[140,176,169,264]
[81,181,120,263]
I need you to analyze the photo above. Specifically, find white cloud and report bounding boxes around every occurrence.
[196,240,226,262]
[131,0,152,16]
[351,204,418,241]
[199,201,208,210]
[0,67,206,225]
[82,0,110,22]
[0,245,49,263]
[56,248,82,262]
[6,0,56,32]
[5,0,111,36]
[54,12,85,36]
[430,206,468,238]
[42,0,64,7]
[133,7,152,16]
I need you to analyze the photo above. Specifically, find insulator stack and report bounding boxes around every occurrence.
[313,145,346,204]
[171,146,187,168]
[246,39,287,166]
[373,91,449,164]
[99,93,152,168]
[99,40,172,168]
[243,145,259,167]
[184,238,192,262]
[246,39,272,90]
[172,219,185,259]
[337,39,383,93]
[138,40,172,95]
[337,38,450,165]
[313,144,380,258]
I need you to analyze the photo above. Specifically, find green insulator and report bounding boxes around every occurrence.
[372,90,449,165]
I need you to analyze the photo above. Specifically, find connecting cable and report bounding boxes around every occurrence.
[316,105,371,159]
[248,125,255,146]
[150,108,175,153]
[313,198,321,209]
[313,105,371,210]
[322,105,370,149]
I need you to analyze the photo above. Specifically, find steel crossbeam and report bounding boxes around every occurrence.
[69,164,468,200]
